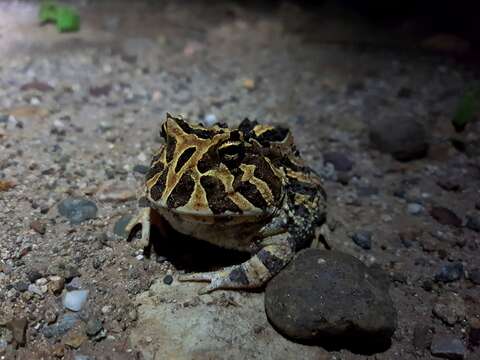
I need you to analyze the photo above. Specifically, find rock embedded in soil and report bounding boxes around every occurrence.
[58,197,98,224]
[430,207,462,227]
[85,318,103,337]
[63,290,89,312]
[468,268,480,285]
[412,323,432,350]
[323,152,354,172]
[351,230,372,250]
[30,220,46,235]
[6,318,27,346]
[265,249,397,343]
[430,334,466,360]
[132,164,149,175]
[432,293,466,325]
[407,203,423,215]
[368,115,428,161]
[465,215,480,232]
[42,314,79,338]
[435,263,464,283]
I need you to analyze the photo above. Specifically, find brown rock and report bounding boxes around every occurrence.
[430,207,462,227]
[0,180,15,192]
[20,81,54,92]
[30,220,46,235]
[6,318,28,346]
[63,330,87,349]
[48,276,65,295]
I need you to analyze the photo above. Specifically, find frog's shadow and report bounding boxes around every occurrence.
[144,224,251,273]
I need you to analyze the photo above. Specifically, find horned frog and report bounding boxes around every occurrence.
[126,114,328,294]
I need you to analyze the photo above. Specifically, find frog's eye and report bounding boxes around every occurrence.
[218,141,245,166]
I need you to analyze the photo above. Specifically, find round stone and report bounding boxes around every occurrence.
[58,197,98,224]
[369,115,428,161]
[265,249,397,343]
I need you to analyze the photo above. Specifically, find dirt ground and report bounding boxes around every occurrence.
[0,1,479,359]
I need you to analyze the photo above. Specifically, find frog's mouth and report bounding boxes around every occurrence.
[158,205,277,225]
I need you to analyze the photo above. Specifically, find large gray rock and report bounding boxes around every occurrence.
[129,280,327,360]
[369,115,428,161]
[265,249,397,346]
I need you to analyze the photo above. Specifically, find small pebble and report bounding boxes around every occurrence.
[435,263,464,283]
[352,230,372,250]
[407,203,423,215]
[465,215,480,232]
[163,275,173,285]
[203,114,217,126]
[85,318,103,337]
[30,220,46,235]
[63,290,89,312]
[468,268,480,285]
[430,206,462,227]
[133,164,149,175]
[323,152,354,172]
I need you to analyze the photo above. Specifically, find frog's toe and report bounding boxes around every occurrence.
[178,271,216,283]
[179,267,249,294]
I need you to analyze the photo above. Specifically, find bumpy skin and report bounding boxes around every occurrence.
[126,114,327,294]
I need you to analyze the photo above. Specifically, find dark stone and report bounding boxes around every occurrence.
[89,84,112,97]
[30,220,46,235]
[58,197,98,224]
[356,186,379,197]
[133,164,149,175]
[26,269,43,283]
[476,201,480,211]
[42,314,79,338]
[369,115,428,161]
[468,321,480,350]
[413,323,432,350]
[163,275,173,285]
[85,318,103,337]
[437,178,462,192]
[14,281,29,292]
[468,268,480,285]
[265,249,396,348]
[466,215,480,232]
[430,334,466,360]
[323,152,354,172]
[430,207,462,227]
[435,263,464,283]
[113,215,132,238]
[352,230,372,250]
[397,87,413,98]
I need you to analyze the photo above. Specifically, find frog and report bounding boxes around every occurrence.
[126,113,328,294]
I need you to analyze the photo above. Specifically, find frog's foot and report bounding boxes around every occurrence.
[125,208,151,249]
[178,240,293,294]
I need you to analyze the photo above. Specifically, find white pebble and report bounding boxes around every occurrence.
[63,290,89,312]
[203,114,217,126]
[407,203,423,215]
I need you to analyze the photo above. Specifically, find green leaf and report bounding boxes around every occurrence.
[452,87,480,132]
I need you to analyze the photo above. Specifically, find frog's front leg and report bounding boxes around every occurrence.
[126,194,168,250]
[178,235,293,294]
[125,207,152,249]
